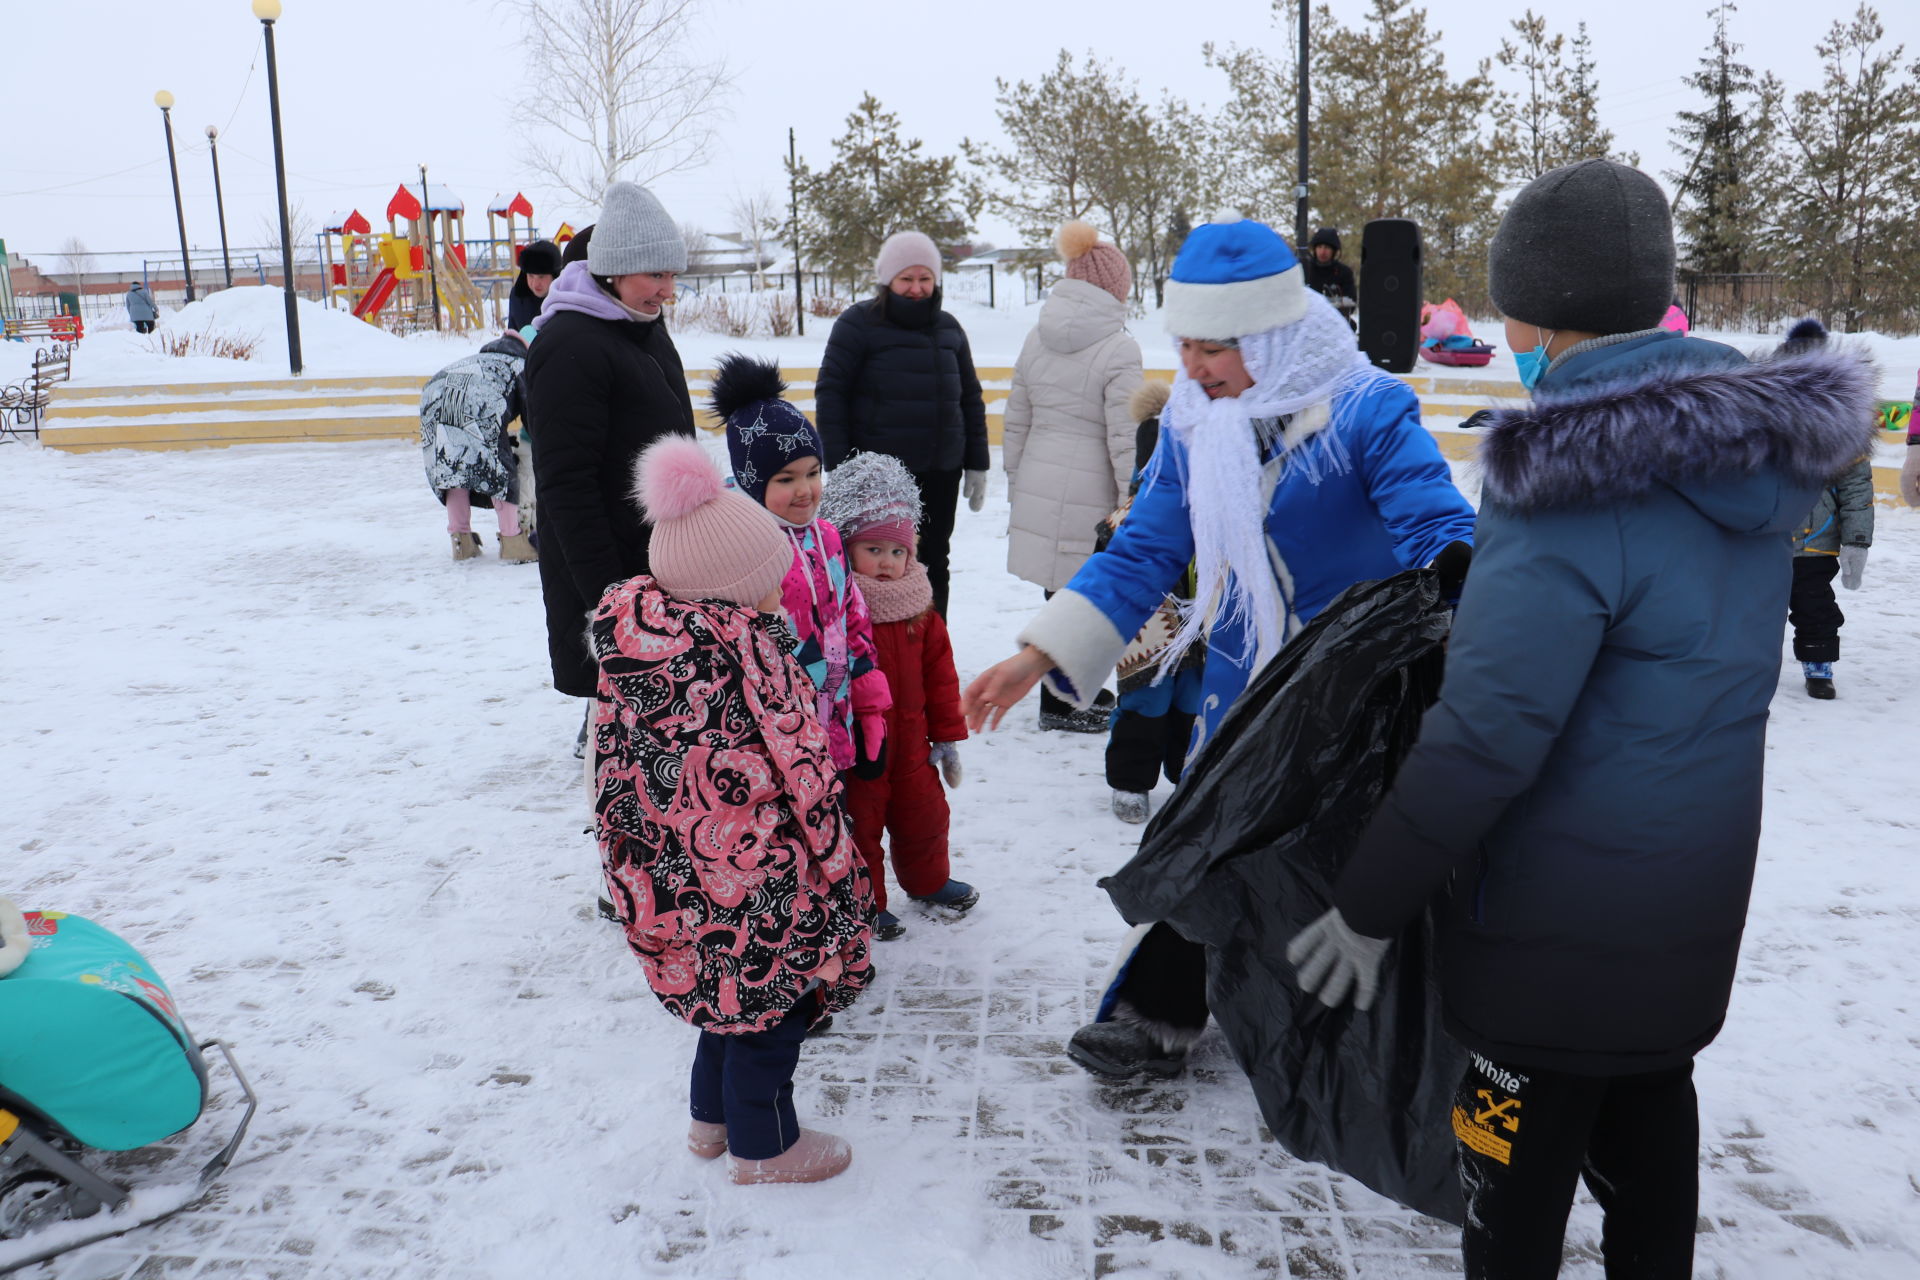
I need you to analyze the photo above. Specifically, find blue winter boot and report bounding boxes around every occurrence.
[1802,661,1836,700]
[911,880,979,913]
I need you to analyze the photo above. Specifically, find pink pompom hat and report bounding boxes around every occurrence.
[632,436,791,607]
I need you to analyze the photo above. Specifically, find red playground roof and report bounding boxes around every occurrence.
[386,183,465,222]
[488,192,535,218]
[323,209,372,234]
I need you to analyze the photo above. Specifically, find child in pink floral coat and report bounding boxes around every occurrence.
[591,435,874,1185]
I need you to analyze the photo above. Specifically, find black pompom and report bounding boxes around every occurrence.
[708,352,788,423]
[1784,317,1828,349]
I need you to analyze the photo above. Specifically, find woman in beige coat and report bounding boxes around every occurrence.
[1003,222,1145,731]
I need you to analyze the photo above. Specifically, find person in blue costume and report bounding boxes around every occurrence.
[962,211,1475,1081]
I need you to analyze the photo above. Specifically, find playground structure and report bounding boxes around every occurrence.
[318,184,546,334]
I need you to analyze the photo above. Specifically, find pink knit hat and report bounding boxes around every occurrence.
[874,230,942,286]
[1057,220,1130,302]
[632,437,791,607]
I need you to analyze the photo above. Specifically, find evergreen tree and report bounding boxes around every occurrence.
[1560,24,1636,167]
[1496,10,1570,181]
[1666,3,1775,274]
[1766,3,1920,330]
[787,94,975,294]
[1310,0,1510,311]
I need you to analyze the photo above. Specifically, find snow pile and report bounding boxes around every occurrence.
[65,286,487,385]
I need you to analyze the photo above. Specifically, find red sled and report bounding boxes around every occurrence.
[1420,342,1494,368]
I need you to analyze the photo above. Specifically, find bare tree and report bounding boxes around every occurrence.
[252,201,316,266]
[57,236,96,287]
[678,220,709,275]
[728,187,780,285]
[511,0,733,206]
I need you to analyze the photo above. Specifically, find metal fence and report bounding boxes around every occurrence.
[1680,271,1920,337]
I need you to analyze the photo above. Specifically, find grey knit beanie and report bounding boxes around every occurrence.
[587,182,687,276]
[1488,160,1675,335]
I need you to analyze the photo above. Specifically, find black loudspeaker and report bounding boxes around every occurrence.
[1358,218,1423,374]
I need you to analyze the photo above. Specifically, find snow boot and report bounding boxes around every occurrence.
[450,531,482,561]
[728,1129,852,1185]
[1803,661,1836,700]
[1040,705,1111,734]
[1112,791,1150,824]
[911,879,979,913]
[873,909,906,941]
[1067,1019,1188,1081]
[497,530,537,563]
[688,1120,727,1160]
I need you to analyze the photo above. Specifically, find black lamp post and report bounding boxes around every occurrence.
[205,125,234,289]
[153,90,196,304]
[254,0,303,375]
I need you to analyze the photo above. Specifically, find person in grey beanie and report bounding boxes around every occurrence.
[523,182,694,752]
[1288,159,1880,1279]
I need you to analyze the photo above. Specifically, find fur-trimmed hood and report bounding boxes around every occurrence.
[1480,345,1878,527]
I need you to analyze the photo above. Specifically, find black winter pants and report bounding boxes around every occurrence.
[1454,1053,1698,1280]
[1112,922,1210,1035]
[912,468,961,617]
[1106,709,1194,793]
[1788,555,1844,663]
[688,999,813,1160]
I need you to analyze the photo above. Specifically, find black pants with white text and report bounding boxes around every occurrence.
[1453,1053,1697,1279]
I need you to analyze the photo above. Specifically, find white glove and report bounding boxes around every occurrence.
[1286,906,1391,1012]
[1902,447,1920,508]
[928,741,963,788]
[963,469,988,513]
[1839,544,1869,591]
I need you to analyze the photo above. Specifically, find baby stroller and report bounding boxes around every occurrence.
[0,899,256,1272]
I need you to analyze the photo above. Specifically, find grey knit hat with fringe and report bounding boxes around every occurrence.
[821,451,923,547]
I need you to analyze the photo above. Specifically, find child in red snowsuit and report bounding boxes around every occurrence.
[821,451,978,940]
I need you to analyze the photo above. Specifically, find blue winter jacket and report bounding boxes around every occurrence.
[1022,373,1476,747]
[1332,331,1880,1075]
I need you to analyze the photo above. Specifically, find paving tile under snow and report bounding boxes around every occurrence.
[3,438,1918,1279]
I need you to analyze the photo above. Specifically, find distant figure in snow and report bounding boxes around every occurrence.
[1778,317,1874,700]
[506,239,561,334]
[126,282,158,334]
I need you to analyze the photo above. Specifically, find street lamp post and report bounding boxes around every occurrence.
[254,0,303,376]
[419,164,443,332]
[205,126,235,289]
[153,90,197,304]
[1294,0,1311,252]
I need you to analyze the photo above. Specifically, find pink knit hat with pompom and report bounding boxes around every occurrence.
[1057,220,1130,302]
[632,436,791,607]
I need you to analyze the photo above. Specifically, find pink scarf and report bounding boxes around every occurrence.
[854,560,933,624]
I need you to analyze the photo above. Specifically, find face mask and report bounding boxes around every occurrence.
[1513,329,1557,391]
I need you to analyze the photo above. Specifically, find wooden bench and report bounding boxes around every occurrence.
[2,314,85,343]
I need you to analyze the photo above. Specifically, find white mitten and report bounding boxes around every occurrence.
[963,470,988,513]
[1838,544,1869,590]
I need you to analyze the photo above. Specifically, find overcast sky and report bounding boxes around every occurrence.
[2,0,1906,269]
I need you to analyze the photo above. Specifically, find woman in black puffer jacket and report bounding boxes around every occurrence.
[815,231,988,615]
[523,186,693,719]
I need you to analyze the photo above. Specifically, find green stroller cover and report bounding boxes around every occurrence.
[0,911,206,1151]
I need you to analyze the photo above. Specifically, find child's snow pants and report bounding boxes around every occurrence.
[844,716,949,912]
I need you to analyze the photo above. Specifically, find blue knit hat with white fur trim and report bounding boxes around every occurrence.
[1162,213,1307,340]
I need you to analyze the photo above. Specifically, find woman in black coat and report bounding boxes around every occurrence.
[506,239,562,332]
[815,230,989,615]
[523,186,692,721]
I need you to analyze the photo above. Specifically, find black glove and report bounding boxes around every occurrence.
[851,717,887,781]
[1431,540,1472,601]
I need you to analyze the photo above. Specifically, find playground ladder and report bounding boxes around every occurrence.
[435,250,486,331]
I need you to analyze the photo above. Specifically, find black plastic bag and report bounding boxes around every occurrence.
[1100,569,1468,1225]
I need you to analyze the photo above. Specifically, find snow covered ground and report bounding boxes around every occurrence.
[3,434,1918,1279]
